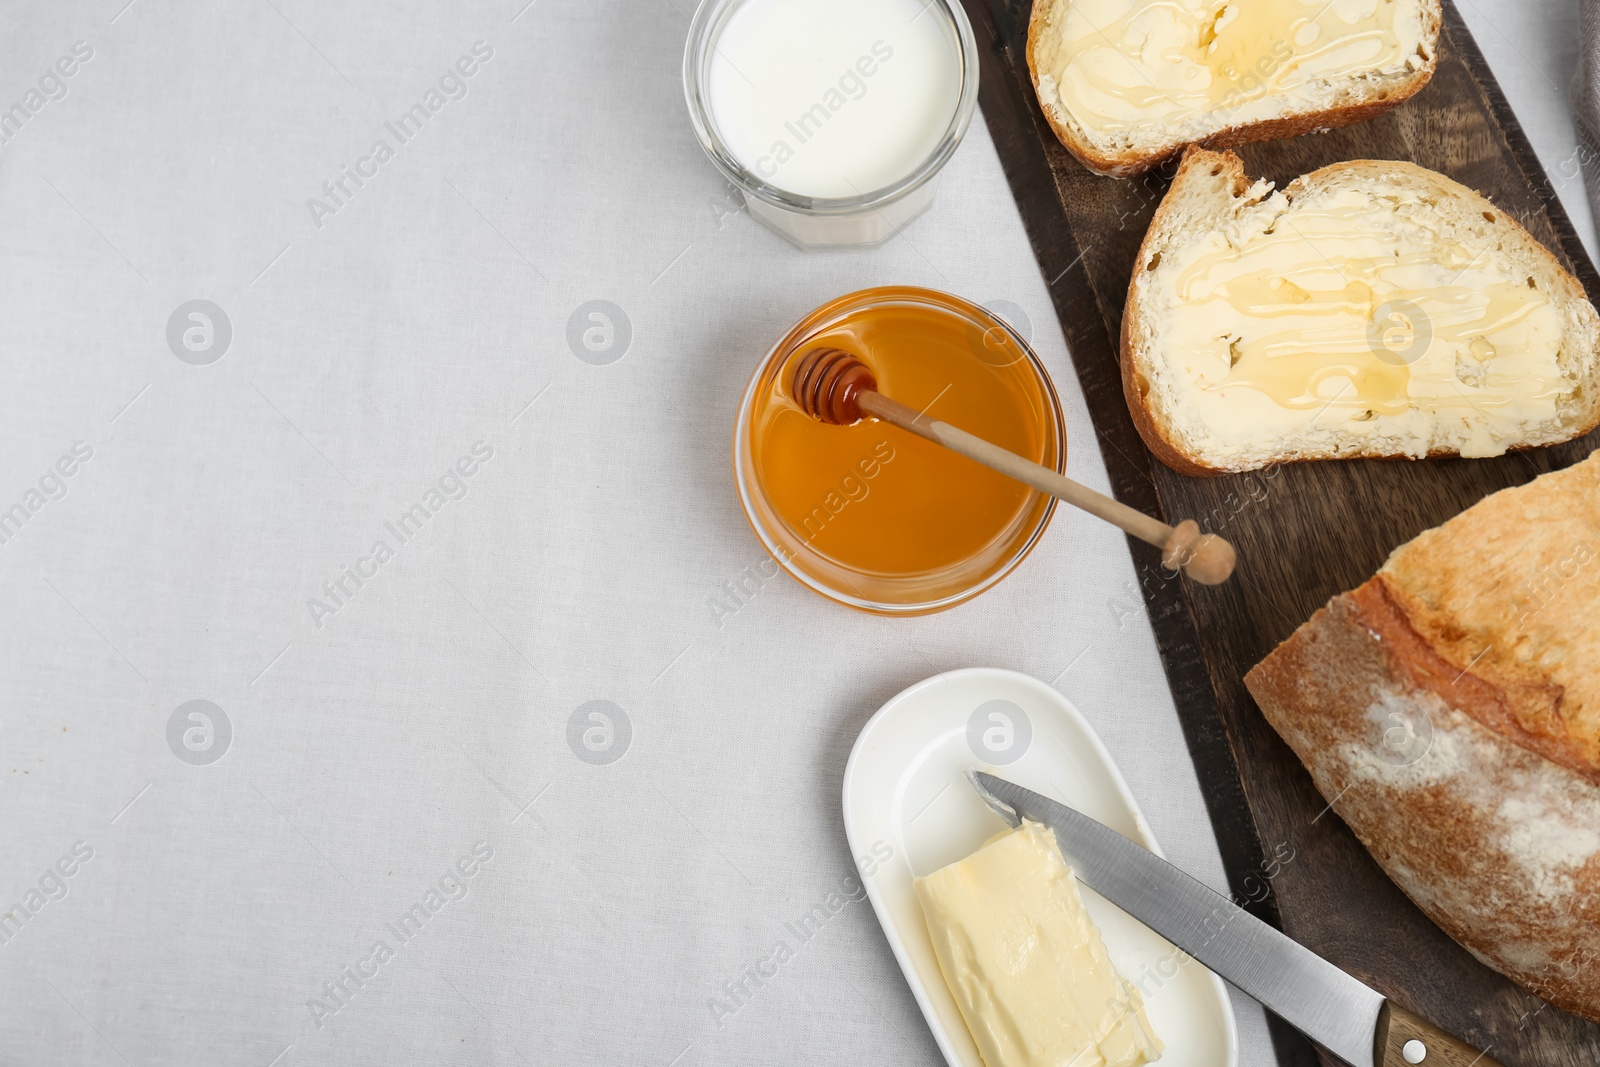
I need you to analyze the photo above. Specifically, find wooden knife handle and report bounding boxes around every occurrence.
[1378,1002,1504,1067]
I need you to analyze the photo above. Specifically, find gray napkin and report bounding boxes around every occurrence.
[1574,0,1600,232]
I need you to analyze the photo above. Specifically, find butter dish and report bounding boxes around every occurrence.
[841,667,1237,1067]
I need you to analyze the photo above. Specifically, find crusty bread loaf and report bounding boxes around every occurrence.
[1122,148,1600,475]
[1027,0,1441,177]
[1245,451,1600,1021]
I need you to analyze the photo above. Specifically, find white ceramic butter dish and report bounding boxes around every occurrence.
[841,667,1239,1067]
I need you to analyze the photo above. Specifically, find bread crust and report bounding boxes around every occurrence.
[1245,576,1600,1022]
[1377,452,1600,780]
[1026,0,1443,178]
[1120,147,1600,476]
[1120,149,1254,477]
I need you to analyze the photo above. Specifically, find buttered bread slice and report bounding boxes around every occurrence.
[1029,0,1440,177]
[1123,148,1600,475]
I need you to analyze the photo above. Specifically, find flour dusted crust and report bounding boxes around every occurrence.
[1121,148,1600,475]
[1379,455,1600,779]
[1026,0,1442,178]
[1245,452,1600,1020]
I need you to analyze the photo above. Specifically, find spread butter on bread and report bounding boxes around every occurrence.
[1122,148,1600,475]
[1246,451,1600,1022]
[1028,0,1441,177]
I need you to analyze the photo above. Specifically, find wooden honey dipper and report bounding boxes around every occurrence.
[790,348,1237,585]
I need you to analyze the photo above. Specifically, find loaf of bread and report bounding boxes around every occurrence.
[1027,0,1440,177]
[1122,148,1600,475]
[1245,451,1600,1021]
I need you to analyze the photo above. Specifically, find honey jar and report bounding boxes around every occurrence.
[734,287,1065,613]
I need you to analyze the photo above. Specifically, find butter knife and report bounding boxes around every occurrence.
[970,772,1505,1067]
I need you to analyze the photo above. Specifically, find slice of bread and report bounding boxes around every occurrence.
[1028,0,1441,177]
[1122,148,1600,476]
[1245,451,1600,1021]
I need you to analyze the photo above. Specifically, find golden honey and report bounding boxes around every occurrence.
[1170,205,1556,414]
[1033,0,1429,134]
[734,287,1064,614]
[1151,186,1570,463]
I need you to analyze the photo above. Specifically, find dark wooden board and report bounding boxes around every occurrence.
[958,1,1600,1064]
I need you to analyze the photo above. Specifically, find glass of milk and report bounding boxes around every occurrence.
[683,0,979,249]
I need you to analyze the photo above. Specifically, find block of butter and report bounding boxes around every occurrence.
[915,820,1163,1067]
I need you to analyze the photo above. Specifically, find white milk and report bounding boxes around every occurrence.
[706,0,964,200]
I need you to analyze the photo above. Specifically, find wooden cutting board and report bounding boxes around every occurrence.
[958,1,1600,1064]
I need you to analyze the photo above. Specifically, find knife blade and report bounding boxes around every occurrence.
[970,772,1504,1067]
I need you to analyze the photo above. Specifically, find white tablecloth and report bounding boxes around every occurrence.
[0,2,1586,1065]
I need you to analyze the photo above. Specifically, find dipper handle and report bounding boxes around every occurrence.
[856,391,1236,585]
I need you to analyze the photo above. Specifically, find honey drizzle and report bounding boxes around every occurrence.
[1055,0,1412,129]
[1171,195,1564,415]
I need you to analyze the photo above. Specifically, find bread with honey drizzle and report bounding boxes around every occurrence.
[1245,451,1600,1021]
[1121,148,1600,475]
[1028,0,1441,177]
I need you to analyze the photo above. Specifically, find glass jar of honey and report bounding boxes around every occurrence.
[734,287,1065,614]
